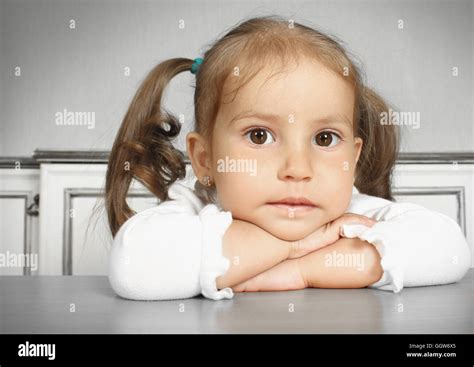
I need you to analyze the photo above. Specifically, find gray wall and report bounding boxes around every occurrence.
[0,0,472,157]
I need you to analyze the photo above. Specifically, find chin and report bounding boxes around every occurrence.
[263,223,315,242]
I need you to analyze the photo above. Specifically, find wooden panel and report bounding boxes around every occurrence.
[393,164,473,267]
[2,161,465,275]
[0,197,27,275]
[70,194,159,275]
[39,163,161,275]
[0,168,40,275]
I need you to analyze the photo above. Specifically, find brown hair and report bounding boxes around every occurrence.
[105,15,399,237]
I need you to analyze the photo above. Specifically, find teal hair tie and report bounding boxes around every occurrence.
[191,57,203,74]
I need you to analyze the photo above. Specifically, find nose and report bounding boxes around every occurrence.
[277,144,313,182]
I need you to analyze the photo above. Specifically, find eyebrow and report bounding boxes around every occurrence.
[229,110,353,127]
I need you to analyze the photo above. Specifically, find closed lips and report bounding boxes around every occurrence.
[268,197,316,206]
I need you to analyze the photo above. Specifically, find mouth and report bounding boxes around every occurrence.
[267,197,317,214]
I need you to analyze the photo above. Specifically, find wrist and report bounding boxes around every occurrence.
[295,257,308,288]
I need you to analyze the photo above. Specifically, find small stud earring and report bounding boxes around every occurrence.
[202,175,212,187]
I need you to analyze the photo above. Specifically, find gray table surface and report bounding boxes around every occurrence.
[1,270,473,334]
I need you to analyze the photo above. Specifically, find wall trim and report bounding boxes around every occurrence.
[0,150,473,168]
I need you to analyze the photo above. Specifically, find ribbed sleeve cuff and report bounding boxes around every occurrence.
[340,223,404,293]
[198,204,234,300]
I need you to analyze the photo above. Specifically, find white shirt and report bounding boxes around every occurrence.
[108,174,471,301]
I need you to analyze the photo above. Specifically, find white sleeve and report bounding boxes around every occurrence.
[108,183,234,301]
[340,192,471,293]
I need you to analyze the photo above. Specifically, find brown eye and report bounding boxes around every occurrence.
[314,131,341,148]
[246,128,275,145]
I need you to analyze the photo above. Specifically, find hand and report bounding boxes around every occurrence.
[232,258,306,292]
[296,236,384,289]
[287,212,377,259]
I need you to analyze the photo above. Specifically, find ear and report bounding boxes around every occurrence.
[353,136,363,165]
[186,132,212,182]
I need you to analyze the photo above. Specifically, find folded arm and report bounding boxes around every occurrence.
[231,201,472,294]
[230,237,383,292]
[216,219,291,289]
[216,212,377,290]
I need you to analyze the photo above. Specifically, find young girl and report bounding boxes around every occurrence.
[105,16,471,301]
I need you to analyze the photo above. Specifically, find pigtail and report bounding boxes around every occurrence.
[355,86,400,201]
[105,58,194,237]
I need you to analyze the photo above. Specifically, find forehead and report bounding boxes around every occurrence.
[219,58,355,123]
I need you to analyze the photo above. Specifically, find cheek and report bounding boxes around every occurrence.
[215,173,259,214]
[315,153,355,213]
[317,150,353,181]
[211,133,268,212]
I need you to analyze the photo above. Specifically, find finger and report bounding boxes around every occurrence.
[332,216,374,237]
[339,223,371,238]
[342,214,376,227]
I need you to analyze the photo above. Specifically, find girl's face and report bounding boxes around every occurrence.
[189,58,363,242]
